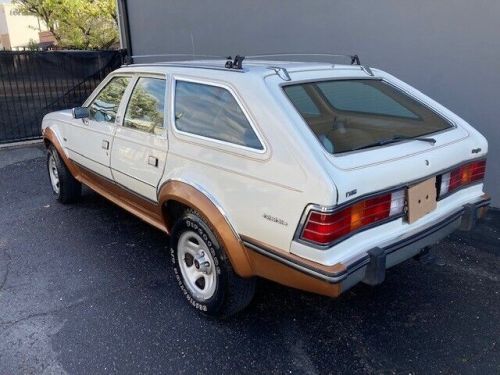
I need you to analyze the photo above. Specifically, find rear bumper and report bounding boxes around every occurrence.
[243,195,490,297]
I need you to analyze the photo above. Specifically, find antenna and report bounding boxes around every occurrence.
[190,33,196,57]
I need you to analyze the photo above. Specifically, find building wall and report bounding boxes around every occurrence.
[0,4,9,49]
[0,3,42,49]
[122,0,500,206]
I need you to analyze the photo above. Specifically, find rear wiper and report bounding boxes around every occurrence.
[352,135,436,151]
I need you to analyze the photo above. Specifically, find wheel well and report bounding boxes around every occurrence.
[163,200,190,233]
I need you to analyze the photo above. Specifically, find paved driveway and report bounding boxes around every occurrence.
[0,145,499,374]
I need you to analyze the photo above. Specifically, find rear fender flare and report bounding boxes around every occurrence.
[158,180,253,277]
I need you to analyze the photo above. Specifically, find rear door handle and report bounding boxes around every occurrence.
[102,140,109,150]
[148,155,158,167]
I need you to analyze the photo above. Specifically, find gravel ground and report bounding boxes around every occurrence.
[0,145,499,374]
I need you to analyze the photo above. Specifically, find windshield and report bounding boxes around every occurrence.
[283,79,452,154]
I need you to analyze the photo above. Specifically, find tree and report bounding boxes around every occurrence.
[13,0,119,49]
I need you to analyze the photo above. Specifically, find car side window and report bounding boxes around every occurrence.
[174,81,263,150]
[123,77,166,135]
[88,77,130,124]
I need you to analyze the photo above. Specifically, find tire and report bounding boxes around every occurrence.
[170,209,255,318]
[47,145,82,204]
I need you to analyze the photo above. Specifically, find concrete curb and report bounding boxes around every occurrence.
[0,138,43,150]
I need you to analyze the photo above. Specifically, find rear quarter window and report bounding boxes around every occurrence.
[174,81,263,150]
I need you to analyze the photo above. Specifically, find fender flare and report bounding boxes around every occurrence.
[43,127,81,178]
[158,180,254,277]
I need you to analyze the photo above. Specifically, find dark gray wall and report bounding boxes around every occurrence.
[123,0,500,206]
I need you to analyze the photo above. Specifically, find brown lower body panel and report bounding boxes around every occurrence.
[246,248,342,297]
[75,163,167,233]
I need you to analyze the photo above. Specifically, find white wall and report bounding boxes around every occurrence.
[0,3,41,49]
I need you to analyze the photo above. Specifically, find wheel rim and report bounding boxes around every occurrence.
[177,231,217,301]
[48,154,60,194]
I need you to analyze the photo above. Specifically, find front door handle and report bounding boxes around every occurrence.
[102,140,109,150]
[148,155,159,167]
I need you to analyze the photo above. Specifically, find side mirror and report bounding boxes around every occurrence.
[72,107,90,119]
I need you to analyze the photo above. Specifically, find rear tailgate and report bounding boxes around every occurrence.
[327,126,474,205]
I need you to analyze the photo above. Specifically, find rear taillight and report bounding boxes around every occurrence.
[439,160,486,198]
[300,189,405,246]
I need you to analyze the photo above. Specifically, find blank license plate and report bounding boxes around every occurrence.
[407,177,437,224]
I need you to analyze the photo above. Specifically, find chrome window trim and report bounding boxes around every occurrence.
[83,74,134,112]
[119,73,169,139]
[170,75,267,154]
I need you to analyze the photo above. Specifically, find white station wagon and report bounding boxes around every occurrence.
[42,55,490,317]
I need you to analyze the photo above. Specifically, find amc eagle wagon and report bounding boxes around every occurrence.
[42,55,489,317]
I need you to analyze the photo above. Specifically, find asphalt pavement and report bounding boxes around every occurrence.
[0,144,499,374]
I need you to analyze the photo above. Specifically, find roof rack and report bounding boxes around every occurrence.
[225,55,245,70]
[129,53,225,63]
[246,53,361,65]
[268,66,291,81]
[126,52,373,80]
[129,61,247,73]
[246,53,374,81]
[126,53,249,73]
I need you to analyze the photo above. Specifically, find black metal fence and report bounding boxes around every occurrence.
[0,50,125,144]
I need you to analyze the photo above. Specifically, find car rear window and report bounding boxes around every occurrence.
[284,79,452,154]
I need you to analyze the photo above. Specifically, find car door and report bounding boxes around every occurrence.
[110,74,168,202]
[65,75,132,179]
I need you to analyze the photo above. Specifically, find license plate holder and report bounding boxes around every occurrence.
[407,177,437,224]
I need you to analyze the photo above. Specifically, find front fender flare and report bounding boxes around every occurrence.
[43,127,81,178]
